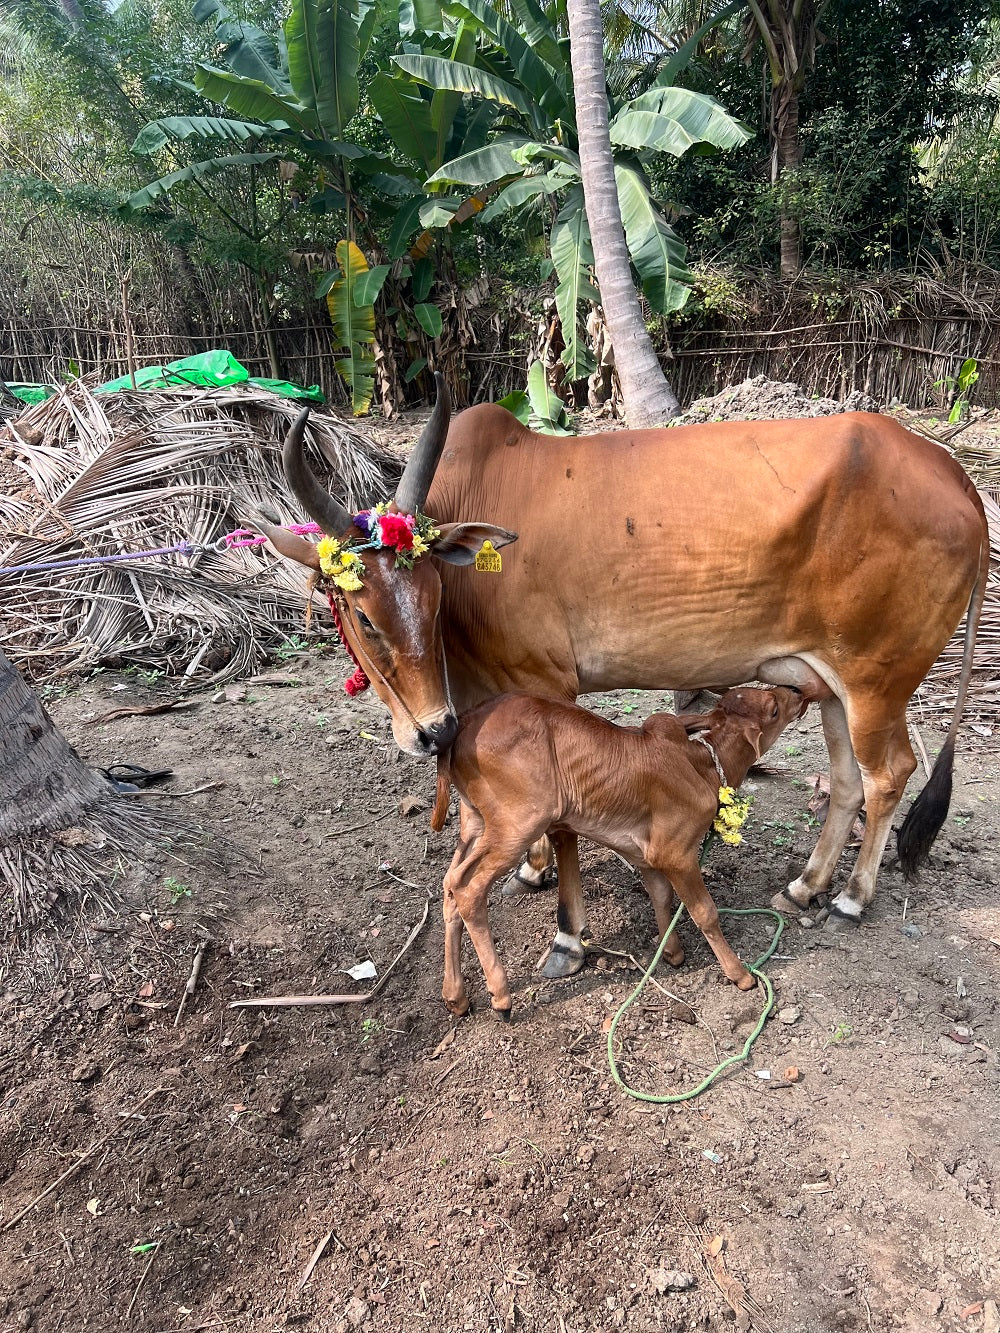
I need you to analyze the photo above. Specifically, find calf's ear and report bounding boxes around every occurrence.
[738,718,766,761]
[433,523,518,566]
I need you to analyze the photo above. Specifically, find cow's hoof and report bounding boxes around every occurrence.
[443,996,470,1017]
[493,1005,512,1023]
[771,890,811,917]
[502,868,553,898]
[539,944,586,979]
[822,903,861,932]
[733,970,757,992]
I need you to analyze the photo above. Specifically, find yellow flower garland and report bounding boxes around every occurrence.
[713,786,752,846]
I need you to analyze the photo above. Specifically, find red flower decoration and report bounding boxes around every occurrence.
[378,513,415,552]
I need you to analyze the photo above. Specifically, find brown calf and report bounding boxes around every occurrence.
[431,686,807,1018]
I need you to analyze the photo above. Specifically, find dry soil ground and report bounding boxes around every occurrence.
[1,658,998,1333]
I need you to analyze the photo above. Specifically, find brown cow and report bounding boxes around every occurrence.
[430,686,808,1017]
[255,375,988,953]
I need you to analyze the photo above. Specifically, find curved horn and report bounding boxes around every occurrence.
[281,407,352,536]
[395,372,451,514]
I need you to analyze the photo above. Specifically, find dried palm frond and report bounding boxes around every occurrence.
[0,382,401,682]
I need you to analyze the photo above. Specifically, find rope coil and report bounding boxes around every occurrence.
[606,906,786,1104]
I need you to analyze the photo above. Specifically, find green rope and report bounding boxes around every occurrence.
[606,906,786,1104]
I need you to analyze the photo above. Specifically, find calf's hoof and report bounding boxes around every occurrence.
[539,943,586,979]
[443,994,470,1018]
[493,1005,512,1023]
[734,971,757,991]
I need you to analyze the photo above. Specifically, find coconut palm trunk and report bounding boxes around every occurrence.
[566,0,681,426]
[0,650,109,841]
[0,650,193,929]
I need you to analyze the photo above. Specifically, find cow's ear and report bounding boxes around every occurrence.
[433,523,518,566]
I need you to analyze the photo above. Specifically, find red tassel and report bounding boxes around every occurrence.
[325,591,370,695]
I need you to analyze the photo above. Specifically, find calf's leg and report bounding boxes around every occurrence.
[539,831,588,979]
[639,867,685,969]
[649,847,754,990]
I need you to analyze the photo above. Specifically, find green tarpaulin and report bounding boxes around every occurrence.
[6,351,324,406]
[95,350,325,402]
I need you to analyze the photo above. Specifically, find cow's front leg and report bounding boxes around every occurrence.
[502,834,554,896]
[539,831,587,979]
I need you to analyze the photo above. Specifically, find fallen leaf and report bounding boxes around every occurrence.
[783,1066,801,1082]
[425,1238,440,1250]
[601,1013,615,1034]
[960,1303,983,1321]
[705,1235,725,1258]
[429,1028,456,1059]
[137,980,155,998]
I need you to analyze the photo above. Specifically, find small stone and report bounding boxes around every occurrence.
[70,1061,99,1083]
[17,1311,34,1330]
[552,1189,573,1211]
[575,1145,596,1166]
[778,1006,802,1026]
[87,992,113,1012]
[648,1269,695,1294]
[345,1296,370,1329]
[211,690,226,703]
[900,923,922,939]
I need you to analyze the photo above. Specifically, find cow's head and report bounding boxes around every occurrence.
[254,375,517,757]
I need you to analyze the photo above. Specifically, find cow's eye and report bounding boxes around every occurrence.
[355,609,377,635]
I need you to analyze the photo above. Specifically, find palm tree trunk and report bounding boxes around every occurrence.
[566,0,681,427]
[0,651,198,929]
[774,82,803,278]
[0,650,109,841]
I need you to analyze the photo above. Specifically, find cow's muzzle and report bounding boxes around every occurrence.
[415,713,459,755]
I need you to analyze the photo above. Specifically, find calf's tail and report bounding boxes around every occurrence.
[431,748,452,832]
[897,485,989,879]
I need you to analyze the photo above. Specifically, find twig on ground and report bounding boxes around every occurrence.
[229,896,430,1009]
[2,1085,167,1231]
[125,1241,161,1321]
[432,1055,465,1090]
[174,939,210,1027]
[87,698,196,724]
[322,820,377,838]
[296,1231,332,1293]
[908,722,932,780]
[135,781,226,799]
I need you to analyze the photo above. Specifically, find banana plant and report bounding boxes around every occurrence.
[125,0,397,412]
[386,0,751,384]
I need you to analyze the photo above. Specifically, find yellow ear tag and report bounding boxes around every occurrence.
[474,540,502,573]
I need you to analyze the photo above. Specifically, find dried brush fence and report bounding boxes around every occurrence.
[667,268,1000,411]
[0,383,400,683]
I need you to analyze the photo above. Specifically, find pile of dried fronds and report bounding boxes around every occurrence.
[0,382,400,682]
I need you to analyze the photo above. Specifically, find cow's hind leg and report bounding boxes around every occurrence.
[502,834,554,896]
[825,713,916,928]
[539,831,587,979]
[774,695,864,915]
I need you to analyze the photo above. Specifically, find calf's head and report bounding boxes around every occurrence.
[255,375,516,757]
[681,686,808,782]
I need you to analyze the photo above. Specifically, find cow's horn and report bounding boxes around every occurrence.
[281,407,352,536]
[395,372,451,514]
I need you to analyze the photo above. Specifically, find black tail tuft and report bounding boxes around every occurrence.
[896,737,955,881]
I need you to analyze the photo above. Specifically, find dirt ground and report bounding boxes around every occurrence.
[2,379,999,1333]
[1,654,998,1333]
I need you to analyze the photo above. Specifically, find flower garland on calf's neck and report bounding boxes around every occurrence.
[317,503,441,694]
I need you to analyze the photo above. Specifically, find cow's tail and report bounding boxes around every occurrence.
[431,747,453,832]
[897,484,990,879]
